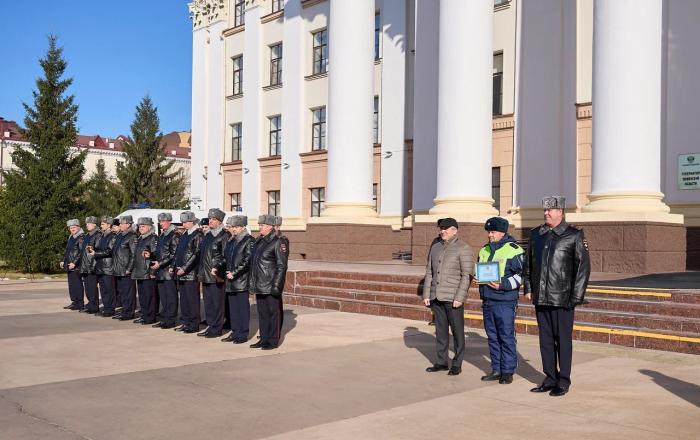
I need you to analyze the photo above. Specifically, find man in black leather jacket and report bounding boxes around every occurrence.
[61,219,85,310]
[112,216,137,320]
[249,214,288,350]
[90,216,118,317]
[172,211,203,333]
[221,215,254,344]
[148,212,180,329]
[132,217,159,325]
[197,208,230,338]
[524,196,590,397]
[79,216,102,314]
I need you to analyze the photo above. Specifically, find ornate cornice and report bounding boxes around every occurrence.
[188,0,228,29]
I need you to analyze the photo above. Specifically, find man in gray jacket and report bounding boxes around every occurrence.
[422,217,474,376]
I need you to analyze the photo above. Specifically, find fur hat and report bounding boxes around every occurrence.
[542,196,566,210]
[272,216,283,226]
[484,217,509,233]
[226,215,248,227]
[257,214,276,225]
[200,217,209,226]
[137,217,154,226]
[66,219,80,227]
[207,208,225,221]
[111,218,120,227]
[158,212,172,221]
[101,216,114,225]
[180,211,197,223]
[85,216,99,225]
[119,215,133,224]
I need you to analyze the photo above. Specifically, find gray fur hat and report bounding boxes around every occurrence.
[257,214,276,225]
[66,219,80,227]
[272,216,283,226]
[158,212,172,221]
[101,216,114,225]
[180,211,197,223]
[542,196,566,210]
[137,217,154,226]
[208,208,225,221]
[85,216,98,225]
[226,215,248,227]
[119,215,134,224]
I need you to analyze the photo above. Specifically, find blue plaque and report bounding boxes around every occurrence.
[476,262,500,284]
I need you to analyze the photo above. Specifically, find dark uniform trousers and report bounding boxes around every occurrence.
[98,275,116,314]
[535,305,575,389]
[157,280,178,326]
[67,270,84,307]
[178,280,200,331]
[483,301,518,374]
[227,292,250,340]
[432,299,465,368]
[82,274,100,312]
[256,294,281,346]
[203,282,225,334]
[136,279,157,323]
[116,276,136,318]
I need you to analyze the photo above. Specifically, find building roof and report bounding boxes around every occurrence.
[0,117,25,142]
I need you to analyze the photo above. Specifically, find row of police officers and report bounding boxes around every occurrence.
[62,209,289,350]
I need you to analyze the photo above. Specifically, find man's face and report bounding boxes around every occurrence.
[544,208,564,228]
[111,225,120,233]
[119,223,131,232]
[232,225,245,235]
[439,226,457,241]
[209,217,221,228]
[100,222,111,232]
[487,230,506,243]
[159,220,171,231]
[86,223,96,232]
[69,225,80,235]
[182,221,194,229]
[259,223,273,236]
[138,224,151,234]
[202,225,210,233]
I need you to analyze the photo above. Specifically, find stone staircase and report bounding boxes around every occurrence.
[283,270,700,354]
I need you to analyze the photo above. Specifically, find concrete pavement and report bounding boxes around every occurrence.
[0,281,698,439]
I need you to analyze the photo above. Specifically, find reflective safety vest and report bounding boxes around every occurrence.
[478,241,524,280]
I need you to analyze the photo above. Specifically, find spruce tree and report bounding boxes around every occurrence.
[0,36,85,272]
[84,159,121,217]
[116,96,187,209]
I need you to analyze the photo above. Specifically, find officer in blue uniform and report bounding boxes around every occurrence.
[477,217,524,385]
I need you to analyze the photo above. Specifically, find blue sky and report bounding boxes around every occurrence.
[0,0,193,137]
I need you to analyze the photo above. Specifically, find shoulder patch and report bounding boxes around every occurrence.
[583,238,589,251]
[280,242,288,254]
[509,242,520,249]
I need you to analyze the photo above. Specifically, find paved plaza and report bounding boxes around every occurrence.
[0,280,699,440]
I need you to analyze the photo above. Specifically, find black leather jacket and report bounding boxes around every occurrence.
[198,226,230,284]
[131,231,158,280]
[79,229,102,274]
[93,230,117,276]
[153,227,179,281]
[112,230,137,277]
[523,222,591,308]
[248,232,288,296]
[63,232,84,272]
[173,227,203,281]
[224,230,254,293]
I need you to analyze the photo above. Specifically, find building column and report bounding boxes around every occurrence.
[280,0,306,230]
[575,0,680,223]
[315,0,379,222]
[241,4,262,219]
[424,0,497,222]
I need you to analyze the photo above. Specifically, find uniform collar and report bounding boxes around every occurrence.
[71,229,84,239]
[539,221,569,236]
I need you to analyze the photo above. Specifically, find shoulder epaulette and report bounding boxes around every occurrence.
[509,242,520,249]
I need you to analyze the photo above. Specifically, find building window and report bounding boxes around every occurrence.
[269,43,282,86]
[269,115,282,156]
[232,55,243,96]
[492,167,501,211]
[231,122,242,161]
[493,52,503,116]
[234,0,245,26]
[373,96,380,144]
[268,190,280,216]
[374,12,381,60]
[271,0,283,13]
[312,29,328,74]
[230,193,241,212]
[310,187,325,217]
[373,183,378,211]
[311,107,326,151]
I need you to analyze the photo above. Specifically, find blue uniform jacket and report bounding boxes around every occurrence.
[478,235,524,303]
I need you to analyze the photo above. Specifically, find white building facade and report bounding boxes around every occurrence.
[189,0,700,273]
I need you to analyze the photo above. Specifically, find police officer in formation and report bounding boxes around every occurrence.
[63,210,290,350]
[79,216,102,314]
[476,217,524,385]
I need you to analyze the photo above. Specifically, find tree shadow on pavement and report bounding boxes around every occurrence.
[640,369,700,408]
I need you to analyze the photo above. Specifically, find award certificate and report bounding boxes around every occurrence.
[476,262,500,284]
